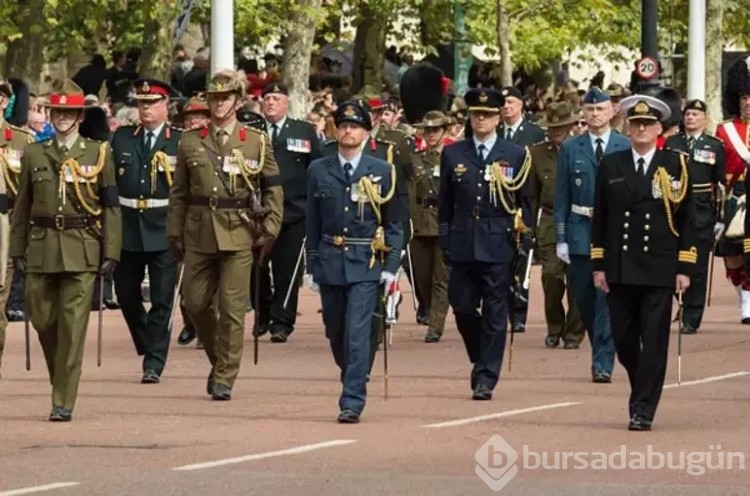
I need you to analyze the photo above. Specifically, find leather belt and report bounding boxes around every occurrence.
[322,234,372,246]
[189,195,250,210]
[416,197,439,208]
[571,204,593,217]
[119,197,169,209]
[31,214,98,230]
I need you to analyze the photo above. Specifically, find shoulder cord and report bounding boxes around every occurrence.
[150,151,173,193]
[231,131,266,194]
[356,160,398,268]
[489,148,533,215]
[59,142,107,216]
[655,153,689,236]
[0,153,19,196]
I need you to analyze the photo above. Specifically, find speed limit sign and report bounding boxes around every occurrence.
[636,56,659,80]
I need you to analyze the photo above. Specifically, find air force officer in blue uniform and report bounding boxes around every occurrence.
[305,102,404,424]
[553,87,630,383]
[439,88,533,400]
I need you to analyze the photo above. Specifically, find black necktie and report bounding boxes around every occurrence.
[271,124,279,144]
[145,131,154,151]
[505,128,512,141]
[637,157,646,176]
[688,136,696,150]
[477,143,487,162]
[343,162,353,181]
[595,138,604,162]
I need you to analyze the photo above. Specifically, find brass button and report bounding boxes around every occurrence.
[643,246,649,252]
[343,227,349,233]
[645,213,651,219]
[623,234,629,240]
[476,196,481,200]
[623,245,628,251]
[212,187,218,192]
[624,223,629,229]
[625,211,630,217]
[346,187,350,192]
[344,247,349,251]
[644,235,649,241]
[645,225,650,231]
[478,183,482,187]
[429,190,433,194]
[344,206,349,212]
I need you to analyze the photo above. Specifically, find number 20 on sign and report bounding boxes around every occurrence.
[636,56,658,80]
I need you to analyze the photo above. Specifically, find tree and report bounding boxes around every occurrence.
[138,2,182,80]
[495,0,512,86]
[3,0,46,89]
[705,0,723,130]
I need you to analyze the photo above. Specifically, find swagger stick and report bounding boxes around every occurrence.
[677,291,684,385]
[167,264,185,333]
[283,237,306,310]
[253,263,261,365]
[97,274,104,367]
[24,310,30,371]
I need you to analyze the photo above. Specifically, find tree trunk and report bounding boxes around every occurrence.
[282,0,323,119]
[352,3,386,93]
[495,0,512,87]
[4,0,46,92]
[705,0,723,131]
[138,4,178,81]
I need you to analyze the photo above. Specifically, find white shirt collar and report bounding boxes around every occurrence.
[503,116,523,136]
[266,116,287,136]
[56,133,79,151]
[589,129,612,150]
[143,122,165,143]
[632,147,657,173]
[473,132,498,155]
[338,152,363,174]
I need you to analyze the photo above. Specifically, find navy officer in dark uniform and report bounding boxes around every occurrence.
[438,88,533,400]
[591,95,697,431]
[305,101,404,423]
[112,78,181,384]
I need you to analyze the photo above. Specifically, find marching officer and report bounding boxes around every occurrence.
[499,86,545,333]
[528,102,584,348]
[439,88,533,400]
[554,87,629,383]
[591,95,697,431]
[305,101,404,423]
[10,80,122,421]
[167,70,284,401]
[409,111,451,343]
[664,99,725,334]
[112,78,181,384]
[0,77,34,376]
[250,82,321,342]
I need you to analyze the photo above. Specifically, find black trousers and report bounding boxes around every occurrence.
[114,249,178,375]
[607,284,672,422]
[250,219,305,334]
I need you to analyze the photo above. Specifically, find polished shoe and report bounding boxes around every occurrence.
[206,372,215,395]
[269,329,291,343]
[177,327,196,345]
[7,310,24,322]
[141,369,160,384]
[592,371,612,383]
[680,324,697,335]
[544,335,560,348]
[253,321,270,337]
[424,330,441,343]
[49,407,72,422]
[104,299,120,310]
[628,415,652,431]
[563,341,580,350]
[211,383,232,401]
[472,384,493,401]
[743,318,750,325]
[511,323,525,333]
[337,409,360,424]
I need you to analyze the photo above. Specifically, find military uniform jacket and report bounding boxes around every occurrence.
[438,138,532,264]
[0,120,35,212]
[305,154,404,285]
[375,127,414,240]
[166,123,284,254]
[265,118,321,224]
[664,132,725,239]
[554,131,631,255]
[591,148,698,287]
[112,124,181,252]
[410,149,441,237]
[9,136,122,273]
[528,140,560,247]
[503,119,546,147]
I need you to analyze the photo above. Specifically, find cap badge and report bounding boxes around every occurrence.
[60,95,67,105]
[343,106,356,117]
[478,92,488,103]
[634,101,650,114]
[141,81,150,93]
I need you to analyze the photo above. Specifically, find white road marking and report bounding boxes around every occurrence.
[665,371,750,389]
[173,439,357,471]
[422,402,581,429]
[0,482,80,496]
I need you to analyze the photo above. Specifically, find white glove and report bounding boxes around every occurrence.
[304,274,319,293]
[380,271,396,287]
[714,222,725,242]
[556,243,570,264]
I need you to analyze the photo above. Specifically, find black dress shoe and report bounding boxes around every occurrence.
[49,407,72,422]
[141,369,160,384]
[628,415,652,431]
[424,330,441,343]
[511,323,526,333]
[206,372,215,395]
[178,327,196,345]
[563,341,580,350]
[7,310,24,322]
[680,324,697,335]
[269,329,291,343]
[472,384,493,400]
[337,409,360,423]
[743,318,750,325]
[544,335,560,348]
[253,321,270,337]
[104,299,120,310]
[211,383,232,401]
[592,371,612,383]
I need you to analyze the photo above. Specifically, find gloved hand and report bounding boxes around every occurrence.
[12,257,25,273]
[714,222,725,242]
[169,238,184,261]
[556,243,570,264]
[520,232,533,254]
[304,273,319,293]
[99,258,118,276]
[254,235,276,263]
[380,271,396,288]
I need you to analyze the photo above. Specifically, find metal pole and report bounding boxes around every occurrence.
[687,0,706,100]
[639,0,661,93]
[210,0,235,73]
[453,1,470,96]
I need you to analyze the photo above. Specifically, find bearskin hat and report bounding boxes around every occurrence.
[724,55,750,117]
[399,62,449,124]
[654,87,682,128]
[79,106,111,141]
[6,77,29,127]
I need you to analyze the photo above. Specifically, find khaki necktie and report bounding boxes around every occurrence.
[217,129,228,147]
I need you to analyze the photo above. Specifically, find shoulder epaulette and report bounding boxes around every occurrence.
[665,147,689,157]
[702,133,723,144]
[243,125,264,135]
[322,138,337,147]
[8,124,33,137]
[183,126,203,134]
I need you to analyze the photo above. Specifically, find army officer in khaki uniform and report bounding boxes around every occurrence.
[409,111,451,343]
[167,70,283,401]
[10,80,122,421]
[529,102,584,349]
[0,78,34,376]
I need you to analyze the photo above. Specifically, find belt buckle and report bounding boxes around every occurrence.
[54,215,65,230]
[136,198,149,210]
[332,235,345,246]
[208,195,219,210]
